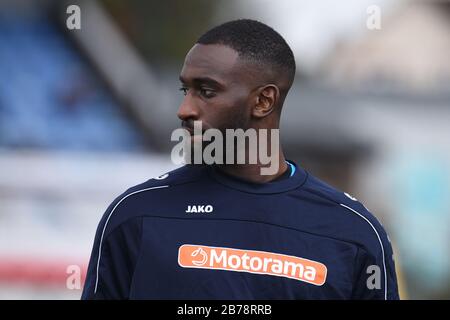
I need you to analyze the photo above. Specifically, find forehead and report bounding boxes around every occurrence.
[180,44,240,83]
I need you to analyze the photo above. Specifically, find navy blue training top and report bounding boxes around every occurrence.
[82,162,399,300]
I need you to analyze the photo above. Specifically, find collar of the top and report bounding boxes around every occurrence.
[207,160,308,194]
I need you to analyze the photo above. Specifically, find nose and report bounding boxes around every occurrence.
[177,93,200,121]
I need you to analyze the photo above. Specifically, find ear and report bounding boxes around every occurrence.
[252,85,280,118]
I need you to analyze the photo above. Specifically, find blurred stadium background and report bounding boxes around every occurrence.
[0,0,449,299]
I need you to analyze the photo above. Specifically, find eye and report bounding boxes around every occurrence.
[200,87,216,99]
[179,87,188,96]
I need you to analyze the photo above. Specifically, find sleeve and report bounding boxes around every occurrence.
[351,237,400,300]
[81,214,143,300]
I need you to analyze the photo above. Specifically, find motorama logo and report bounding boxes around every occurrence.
[178,244,327,286]
[191,247,208,266]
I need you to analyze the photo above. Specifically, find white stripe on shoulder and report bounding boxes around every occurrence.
[94,185,169,294]
[339,203,387,300]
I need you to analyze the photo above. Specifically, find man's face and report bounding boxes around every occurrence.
[178,44,257,135]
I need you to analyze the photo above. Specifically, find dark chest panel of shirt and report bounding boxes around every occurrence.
[127,185,360,299]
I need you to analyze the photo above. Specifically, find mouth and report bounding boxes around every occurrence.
[181,125,207,137]
[181,126,195,136]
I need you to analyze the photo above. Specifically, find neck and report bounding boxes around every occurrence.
[215,149,288,184]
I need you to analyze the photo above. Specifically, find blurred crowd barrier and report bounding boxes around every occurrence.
[0,150,176,298]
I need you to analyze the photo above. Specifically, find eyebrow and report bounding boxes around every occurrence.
[179,76,225,89]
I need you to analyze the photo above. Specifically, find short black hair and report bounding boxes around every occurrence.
[197,19,296,85]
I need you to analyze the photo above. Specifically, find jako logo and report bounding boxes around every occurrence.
[178,244,327,286]
[185,205,213,213]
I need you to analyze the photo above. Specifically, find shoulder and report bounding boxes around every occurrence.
[301,173,392,256]
[98,164,207,238]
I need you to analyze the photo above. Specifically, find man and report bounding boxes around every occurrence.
[82,19,399,299]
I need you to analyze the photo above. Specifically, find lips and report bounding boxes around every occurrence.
[181,126,206,136]
[182,126,193,133]
[180,120,209,137]
[181,126,196,136]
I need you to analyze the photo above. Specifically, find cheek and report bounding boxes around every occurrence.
[230,95,253,128]
[225,87,253,122]
[212,98,250,130]
[199,86,252,130]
